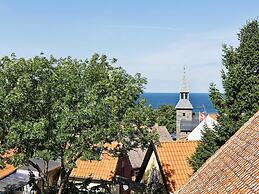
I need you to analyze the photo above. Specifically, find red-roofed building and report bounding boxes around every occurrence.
[70,142,132,194]
[136,140,198,193]
[177,111,259,194]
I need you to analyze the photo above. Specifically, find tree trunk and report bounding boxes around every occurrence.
[57,150,83,194]
[57,169,68,194]
[57,157,66,194]
[58,167,74,194]
[58,180,65,194]
[43,160,49,194]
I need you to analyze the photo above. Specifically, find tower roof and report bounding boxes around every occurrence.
[175,99,193,109]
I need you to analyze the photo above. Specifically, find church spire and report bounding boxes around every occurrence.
[175,66,194,139]
[180,66,189,92]
[175,66,193,109]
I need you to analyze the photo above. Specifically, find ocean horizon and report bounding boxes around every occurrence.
[141,93,217,113]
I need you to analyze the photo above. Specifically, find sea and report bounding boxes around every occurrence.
[141,93,217,113]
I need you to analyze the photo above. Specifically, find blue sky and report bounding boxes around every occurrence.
[0,0,258,92]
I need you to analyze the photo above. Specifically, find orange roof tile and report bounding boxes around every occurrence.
[70,142,119,181]
[0,150,16,179]
[155,140,199,192]
[208,113,219,121]
[178,111,259,194]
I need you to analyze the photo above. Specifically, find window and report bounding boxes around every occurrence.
[185,93,188,99]
[183,113,185,116]
[95,147,102,155]
[151,168,158,183]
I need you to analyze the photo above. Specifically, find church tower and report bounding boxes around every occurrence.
[175,67,193,138]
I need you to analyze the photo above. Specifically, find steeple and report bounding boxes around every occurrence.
[175,66,194,139]
[180,66,189,93]
[175,66,193,109]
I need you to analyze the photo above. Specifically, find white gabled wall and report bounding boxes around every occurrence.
[187,115,218,140]
[140,151,163,184]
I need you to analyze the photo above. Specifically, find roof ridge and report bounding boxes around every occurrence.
[159,140,200,143]
[177,110,259,193]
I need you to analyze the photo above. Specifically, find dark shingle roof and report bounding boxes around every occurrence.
[128,125,172,169]
[128,148,147,170]
[177,111,259,194]
[18,158,61,172]
[0,172,30,192]
[154,125,172,141]
[180,120,199,132]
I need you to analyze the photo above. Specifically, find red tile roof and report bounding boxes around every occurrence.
[0,150,16,179]
[178,111,259,194]
[155,141,199,192]
[70,142,119,181]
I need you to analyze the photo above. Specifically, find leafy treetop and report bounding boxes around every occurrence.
[189,19,259,172]
[0,53,157,193]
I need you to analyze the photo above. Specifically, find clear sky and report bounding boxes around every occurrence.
[0,0,258,92]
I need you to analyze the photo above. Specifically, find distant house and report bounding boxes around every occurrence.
[70,142,132,194]
[128,125,172,180]
[0,157,60,194]
[177,111,259,193]
[17,158,61,187]
[187,114,218,140]
[136,140,198,193]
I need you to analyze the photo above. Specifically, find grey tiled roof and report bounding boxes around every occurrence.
[128,125,172,169]
[175,99,193,109]
[128,148,147,169]
[180,120,199,132]
[0,172,31,192]
[18,158,61,172]
[177,111,259,193]
[153,125,172,141]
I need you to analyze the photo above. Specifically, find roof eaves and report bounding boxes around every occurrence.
[0,168,17,180]
[69,175,114,183]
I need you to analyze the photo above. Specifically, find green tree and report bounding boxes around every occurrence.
[0,101,6,168]
[188,126,219,172]
[154,105,176,133]
[189,19,259,171]
[0,53,156,193]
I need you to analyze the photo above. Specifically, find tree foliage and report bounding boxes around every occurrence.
[0,53,156,193]
[189,19,259,171]
[188,125,219,172]
[154,104,176,133]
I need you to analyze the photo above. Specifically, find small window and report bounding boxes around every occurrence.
[151,168,158,183]
[183,113,185,116]
[181,93,184,99]
[95,147,102,155]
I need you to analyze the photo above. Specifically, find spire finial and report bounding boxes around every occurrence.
[181,66,189,92]
[183,65,186,80]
